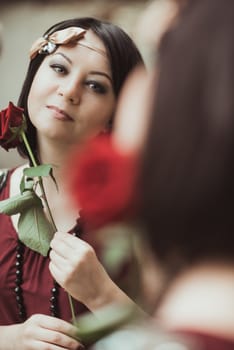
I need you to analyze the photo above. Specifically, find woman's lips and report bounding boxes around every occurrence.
[47,105,73,121]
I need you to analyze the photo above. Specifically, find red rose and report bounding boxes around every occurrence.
[67,135,139,231]
[0,101,25,151]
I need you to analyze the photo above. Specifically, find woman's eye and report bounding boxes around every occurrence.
[50,64,67,74]
[86,81,107,94]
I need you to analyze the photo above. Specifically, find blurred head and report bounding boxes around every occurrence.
[140,0,234,268]
[17,17,143,157]
[113,65,155,155]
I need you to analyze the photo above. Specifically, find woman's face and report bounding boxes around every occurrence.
[27,30,116,146]
[113,66,155,154]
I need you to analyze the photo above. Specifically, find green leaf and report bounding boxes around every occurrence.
[73,304,139,345]
[24,164,53,178]
[0,190,40,215]
[20,176,34,193]
[20,175,26,194]
[0,189,55,256]
[18,200,55,256]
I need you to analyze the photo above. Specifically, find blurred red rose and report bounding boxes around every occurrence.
[67,135,139,231]
[0,101,25,151]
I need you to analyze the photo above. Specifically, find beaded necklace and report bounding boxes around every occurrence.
[14,219,83,322]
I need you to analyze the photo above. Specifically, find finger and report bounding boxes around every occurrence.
[24,315,82,349]
[34,329,80,350]
[50,242,79,265]
[33,339,81,350]
[49,260,66,284]
[49,248,68,267]
[51,234,90,260]
[50,233,79,255]
[36,315,80,339]
[53,232,87,250]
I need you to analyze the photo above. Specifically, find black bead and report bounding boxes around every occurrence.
[15,277,22,285]
[14,241,61,321]
[16,269,22,277]
[50,304,56,311]
[16,244,24,253]
[16,295,23,302]
[51,287,58,295]
[14,286,22,294]
[50,295,56,302]
[18,303,25,311]
[19,310,26,318]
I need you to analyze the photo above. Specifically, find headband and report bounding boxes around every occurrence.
[29,27,86,60]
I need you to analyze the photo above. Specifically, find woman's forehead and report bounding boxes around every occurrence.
[52,29,110,70]
[77,29,107,58]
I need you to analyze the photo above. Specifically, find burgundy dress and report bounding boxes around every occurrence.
[0,169,86,325]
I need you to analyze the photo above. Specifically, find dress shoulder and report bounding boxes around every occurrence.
[0,169,9,194]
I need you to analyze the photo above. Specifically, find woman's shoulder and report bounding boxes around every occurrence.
[0,168,15,197]
[0,163,28,198]
[8,163,28,196]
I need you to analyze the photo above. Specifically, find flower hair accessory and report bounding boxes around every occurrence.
[29,26,86,60]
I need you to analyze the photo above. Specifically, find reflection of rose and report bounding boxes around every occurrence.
[0,101,25,151]
[67,135,139,231]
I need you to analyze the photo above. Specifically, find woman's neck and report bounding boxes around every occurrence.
[155,262,234,340]
[38,162,79,232]
[35,138,75,190]
[36,135,75,170]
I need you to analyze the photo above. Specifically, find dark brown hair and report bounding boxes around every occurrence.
[140,0,234,267]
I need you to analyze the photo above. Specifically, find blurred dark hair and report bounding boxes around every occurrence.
[140,0,234,267]
[18,17,143,157]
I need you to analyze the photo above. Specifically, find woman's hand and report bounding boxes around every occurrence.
[2,314,81,350]
[49,232,131,311]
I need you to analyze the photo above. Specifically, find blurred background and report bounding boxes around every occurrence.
[0,0,173,168]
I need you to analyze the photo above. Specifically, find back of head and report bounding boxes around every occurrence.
[140,0,234,266]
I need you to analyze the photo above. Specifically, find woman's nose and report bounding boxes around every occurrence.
[57,79,81,105]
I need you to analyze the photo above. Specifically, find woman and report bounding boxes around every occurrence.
[139,0,234,347]
[0,17,143,349]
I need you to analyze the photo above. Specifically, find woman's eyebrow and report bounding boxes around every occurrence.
[90,71,112,83]
[54,52,72,64]
[53,53,112,83]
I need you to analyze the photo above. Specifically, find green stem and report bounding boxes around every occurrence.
[68,294,76,323]
[21,130,76,322]
[21,132,37,167]
[21,131,56,229]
